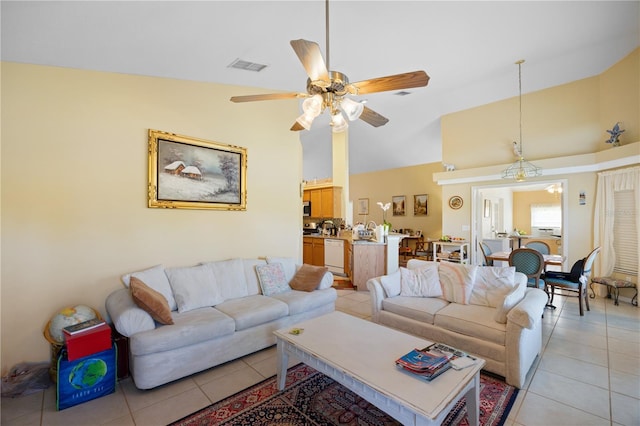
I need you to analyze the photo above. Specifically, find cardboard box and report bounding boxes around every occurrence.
[64,323,111,361]
[56,345,116,410]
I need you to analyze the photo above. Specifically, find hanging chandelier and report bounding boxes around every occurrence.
[502,60,542,182]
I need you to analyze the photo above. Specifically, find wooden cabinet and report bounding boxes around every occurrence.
[352,243,386,291]
[304,186,342,218]
[303,237,325,266]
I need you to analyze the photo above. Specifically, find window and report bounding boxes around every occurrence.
[613,190,638,275]
[531,204,562,228]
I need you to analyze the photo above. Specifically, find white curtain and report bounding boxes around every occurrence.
[593,166,640,280]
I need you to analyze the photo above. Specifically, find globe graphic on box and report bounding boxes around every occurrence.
[48,305,98,343]
[68,358,107,389]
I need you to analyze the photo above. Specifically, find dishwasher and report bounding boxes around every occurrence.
[324,239,345,275]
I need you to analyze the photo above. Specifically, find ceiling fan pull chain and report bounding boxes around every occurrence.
[325,0,330,72]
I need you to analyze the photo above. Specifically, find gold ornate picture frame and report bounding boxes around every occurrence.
[414,194,428,216]
[148,129,247,210]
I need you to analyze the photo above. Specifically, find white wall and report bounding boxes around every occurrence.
[1,62,302,373]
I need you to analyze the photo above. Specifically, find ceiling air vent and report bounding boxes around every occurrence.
[228,58,267,72]
[394,91,411,96]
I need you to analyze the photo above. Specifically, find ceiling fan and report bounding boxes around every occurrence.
[229,0,430,133]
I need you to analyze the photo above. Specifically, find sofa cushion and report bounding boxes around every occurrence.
[130,277,174,325]
[289,264,329,292]
[256,263,291,296]
[494,279,527,324]
[399,264,442,297]
[380,269,401,297]
[202,258,249,301]
[438,262,478,304]
[242,258,267,296]
[121,264,177,311]
[215,295,289,331]
[165,264,223,313]
[270,288,337,315]
[129,307,235,356]
[470,266,517,307]
[382,296,450,324]
[433,303,506,346]
[407,259,438,270]
[266,256,298,282]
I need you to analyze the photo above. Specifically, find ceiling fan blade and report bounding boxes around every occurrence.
[290,39,330,83]
[359,106,389,127]
[230,93,302,103]
[350,70,430,95]
[290,121,305,131]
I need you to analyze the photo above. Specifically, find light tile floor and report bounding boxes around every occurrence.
[2,289,638,425]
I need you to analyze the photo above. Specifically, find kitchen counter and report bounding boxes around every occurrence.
[303,233,386,245]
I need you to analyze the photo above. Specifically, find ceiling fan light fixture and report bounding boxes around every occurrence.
[330,112,348,133]
[302,94,324,117]
[340,97,364,121]
[296,112,316,130]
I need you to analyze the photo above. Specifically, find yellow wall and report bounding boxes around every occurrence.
[349,163,444,239]
[512,190,561,234]
[1,63,302,373]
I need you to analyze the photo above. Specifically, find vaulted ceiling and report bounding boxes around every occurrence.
[3,1,638,179]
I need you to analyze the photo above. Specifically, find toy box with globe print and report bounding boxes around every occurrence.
[56,345,116,410]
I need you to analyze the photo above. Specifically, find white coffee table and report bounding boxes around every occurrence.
[274,311,485,426]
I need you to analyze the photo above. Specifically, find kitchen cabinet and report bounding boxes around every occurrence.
[352,243,386,291]
[304,186,342,218]
[303,237,325,267]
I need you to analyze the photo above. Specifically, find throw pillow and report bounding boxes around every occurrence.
[122,264,177,311]
[469,266,516,307]
[438,262,478,304]
[399,264,442,297]
[493,280,526,324]
[289,264,328,292]
[266,257,298,282]
[380,269,401,297]
[256,263,291,296]
[130,276,174,325]
[165,264,223,313]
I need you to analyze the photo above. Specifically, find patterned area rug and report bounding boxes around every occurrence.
[170,363,518,426]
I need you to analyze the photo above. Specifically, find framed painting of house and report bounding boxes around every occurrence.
[414,194,428,216]
[148,129,247,210]
[357,198,369,215]
[392,195,406,216]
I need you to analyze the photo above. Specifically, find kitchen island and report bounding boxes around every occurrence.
[303,233,405,290]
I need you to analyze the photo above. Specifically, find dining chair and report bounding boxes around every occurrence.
[479,241,493,266]
[525,241,551,255]
[544,247,600,316]
[508,248,545,290]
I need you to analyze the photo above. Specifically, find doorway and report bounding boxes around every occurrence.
[471,180,568,266]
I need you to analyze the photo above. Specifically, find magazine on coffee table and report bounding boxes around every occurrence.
[396,343,478,380]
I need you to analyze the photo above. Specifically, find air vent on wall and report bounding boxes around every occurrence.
[228,58,267,72]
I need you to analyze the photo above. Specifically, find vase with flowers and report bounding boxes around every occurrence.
[377,202,391,236]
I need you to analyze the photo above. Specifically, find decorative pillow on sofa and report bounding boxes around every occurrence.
[470,266,516,307]
[493,279,526,324]
[266,257,298,282]
[256,263,291,296]
[289,264,329,292]
[121,264,177,311]
[399,264,442,297]
[165,264,223,313]
[438,262,478,304]
[380,269,401,297]
[130,276,174,325]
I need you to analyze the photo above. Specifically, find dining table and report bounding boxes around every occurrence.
[487,251,564,267]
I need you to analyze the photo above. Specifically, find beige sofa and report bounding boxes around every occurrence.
[367,259,547,388]
[106,257,337,389]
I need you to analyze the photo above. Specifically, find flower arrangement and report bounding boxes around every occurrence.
[605,122,625,147]
[377,202,391,230]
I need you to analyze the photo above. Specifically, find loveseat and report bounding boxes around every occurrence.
[367,259,547,388]
[105,257,337,389]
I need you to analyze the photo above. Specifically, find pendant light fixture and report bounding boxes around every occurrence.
[502,60,542,182]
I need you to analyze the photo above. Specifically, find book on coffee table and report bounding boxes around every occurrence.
[396,346,454,381]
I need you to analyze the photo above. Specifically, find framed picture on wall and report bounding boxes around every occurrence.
[414,194,428,216]
[148,129,247,210]
[392,195,406,216]
[357,198,369,215]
